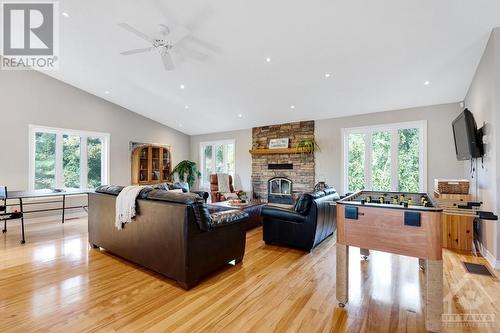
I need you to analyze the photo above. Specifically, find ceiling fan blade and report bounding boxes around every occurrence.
[120,47,154,55]
[154,0,179,27]
[118,23,153,43]
[184,6,215,32]
[161,53,175,71]
[177,46,208,61]
[168,26,190,44]
[185,35,220,53]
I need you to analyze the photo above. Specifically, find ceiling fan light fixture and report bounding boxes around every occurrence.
[118,21,203,72]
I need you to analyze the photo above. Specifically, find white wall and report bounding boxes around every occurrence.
[189,103,464,197]
[0,69,189,190]
[464,27,500,262]
[190,129,252,191]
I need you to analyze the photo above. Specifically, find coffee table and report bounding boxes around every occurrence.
[208,200,266,230]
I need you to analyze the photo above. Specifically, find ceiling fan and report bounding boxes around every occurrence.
[118,22,207,71]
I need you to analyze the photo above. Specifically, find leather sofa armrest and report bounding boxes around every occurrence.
[261,206,306,223]
[191,191,209,202]
[210,210,249,229]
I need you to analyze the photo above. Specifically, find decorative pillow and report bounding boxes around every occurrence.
[95,185,124,196]
[173,182,190,193]
[153,183,170,191]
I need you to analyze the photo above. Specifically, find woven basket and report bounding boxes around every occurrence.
[434,179,469,194]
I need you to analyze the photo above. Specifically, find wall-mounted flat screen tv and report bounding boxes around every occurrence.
[452,109,483,160]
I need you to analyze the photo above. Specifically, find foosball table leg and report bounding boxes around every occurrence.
[425,259,443,332]
[360,248,370,260]
[336,243,349,308]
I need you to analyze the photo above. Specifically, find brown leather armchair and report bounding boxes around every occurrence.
[210,174,240,202]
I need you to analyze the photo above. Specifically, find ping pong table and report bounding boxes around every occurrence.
[0,186,89,244]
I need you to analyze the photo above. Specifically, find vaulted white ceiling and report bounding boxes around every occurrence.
[47,0,500,135]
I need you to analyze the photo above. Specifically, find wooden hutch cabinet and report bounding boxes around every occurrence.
[131,145,172,185]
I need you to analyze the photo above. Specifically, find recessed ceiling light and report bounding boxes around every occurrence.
[104,90,110,95]
[237,113,243,118]
[266,57,271,63]
[184,105,189,109]
[424,81,430,86]
[62,12,70,18]
[290,105,295,109]
[324,73,331,78]
[179,84,185,90]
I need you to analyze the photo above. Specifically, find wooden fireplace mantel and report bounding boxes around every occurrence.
[249,148,308,155]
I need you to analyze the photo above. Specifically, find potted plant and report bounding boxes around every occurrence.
[171,160,201,189]
[296,138,320,159]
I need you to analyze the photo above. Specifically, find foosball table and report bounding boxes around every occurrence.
[335,191,444,332]
[335,190,498,332]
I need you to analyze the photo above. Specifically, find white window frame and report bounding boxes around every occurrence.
[29,125,110,190]
[199,139,236,189]
[341,120,427,194]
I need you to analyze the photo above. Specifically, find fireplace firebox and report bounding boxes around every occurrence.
[268,177,293,204]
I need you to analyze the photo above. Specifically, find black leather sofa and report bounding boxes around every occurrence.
[261,188,340,251]
[89,185,248,289]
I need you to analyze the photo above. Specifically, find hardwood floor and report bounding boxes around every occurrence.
[1,217,499,333]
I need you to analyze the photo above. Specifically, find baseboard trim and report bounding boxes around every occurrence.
[478,243,500,270]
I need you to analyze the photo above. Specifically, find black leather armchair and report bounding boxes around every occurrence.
[261,188,340,251]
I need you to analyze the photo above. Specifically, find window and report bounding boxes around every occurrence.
[342,121,426,193]
[200,140,235,188]
[30,125,109,190]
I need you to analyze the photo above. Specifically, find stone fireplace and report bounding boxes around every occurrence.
[251,121,315,203]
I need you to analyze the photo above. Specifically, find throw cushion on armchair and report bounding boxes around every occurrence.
[210,174,241,202]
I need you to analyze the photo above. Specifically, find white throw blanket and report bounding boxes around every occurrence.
[115,185,148,230]
[217,173,231,194]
